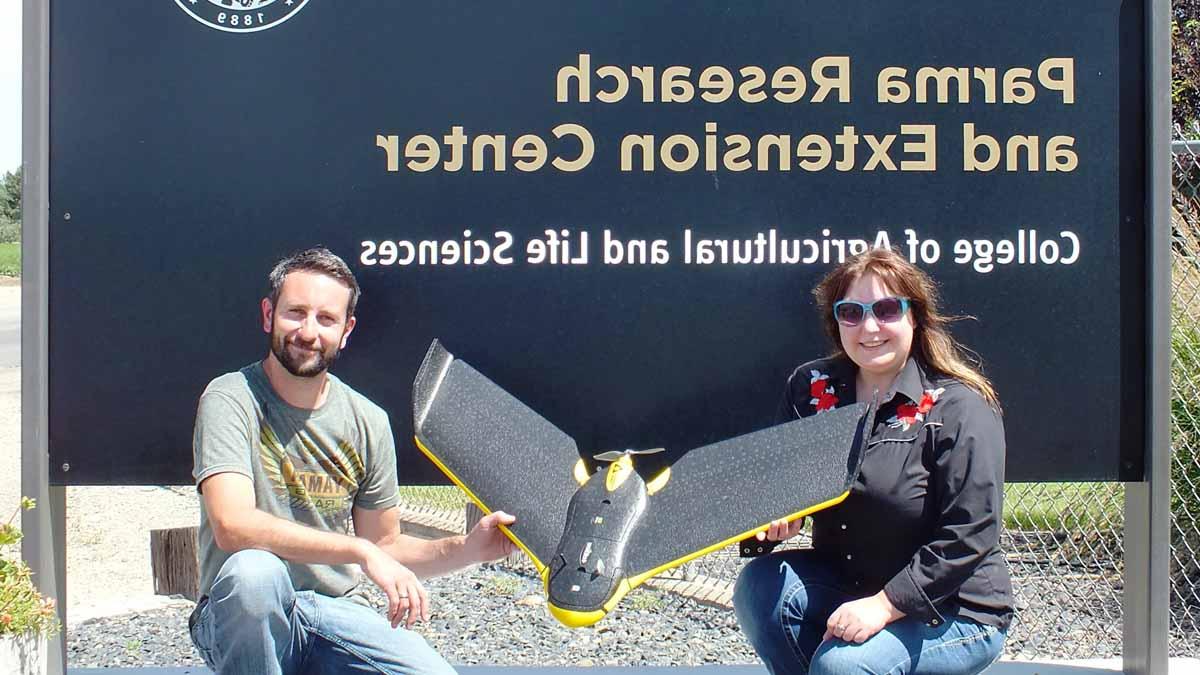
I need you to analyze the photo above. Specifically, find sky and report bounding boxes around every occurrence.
[1,1,21,174]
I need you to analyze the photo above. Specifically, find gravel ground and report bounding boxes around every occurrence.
[67,564,758,669]
[62,558,1200,668]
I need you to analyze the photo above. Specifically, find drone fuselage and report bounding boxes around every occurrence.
[545,455,649,625]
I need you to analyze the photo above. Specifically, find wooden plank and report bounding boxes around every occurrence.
[150,526,198,602]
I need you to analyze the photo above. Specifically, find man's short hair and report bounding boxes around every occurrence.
[267,247,361,319]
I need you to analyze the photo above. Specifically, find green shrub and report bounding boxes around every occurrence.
[0,217,17,245]
[1174,2,1200,128]
[0,498,60,638]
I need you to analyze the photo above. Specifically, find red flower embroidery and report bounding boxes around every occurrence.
[887,388,945,430]
[809,370,839,413]
[894,403,920,427]
[815,391,839,411]
[916,392,937,415]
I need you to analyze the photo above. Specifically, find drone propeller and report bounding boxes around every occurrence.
[592,447,666,463]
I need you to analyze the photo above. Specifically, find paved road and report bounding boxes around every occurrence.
[0,284,17,368]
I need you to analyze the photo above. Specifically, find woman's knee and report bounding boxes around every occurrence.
[808,642,879,675]
[734,555,785,630]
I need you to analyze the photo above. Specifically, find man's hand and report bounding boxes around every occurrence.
[358,542,430,629]
[756,517,805,542]
[463,510,517,563]
[822,591,905,644]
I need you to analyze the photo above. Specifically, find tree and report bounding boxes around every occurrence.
[1175,0,1200,131]
[0,168,20,244]
[0,168,20,224]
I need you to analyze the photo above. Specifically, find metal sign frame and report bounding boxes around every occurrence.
[20,0,1172,672]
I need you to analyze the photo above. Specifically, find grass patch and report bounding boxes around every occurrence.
[625,589,667,612]
[396,485,468,512]
[481,573,523,597]
[0,242,19,277]
[1003,482,1123,531]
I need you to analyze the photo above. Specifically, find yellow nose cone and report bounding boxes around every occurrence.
[547,603,607,628]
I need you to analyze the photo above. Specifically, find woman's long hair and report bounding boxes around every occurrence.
[812,248,1000,410]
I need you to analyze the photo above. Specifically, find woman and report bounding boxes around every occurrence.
[733,248,1012,675]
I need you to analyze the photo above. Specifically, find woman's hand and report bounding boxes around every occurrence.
[823,591,906,644]
[756,517,805,542]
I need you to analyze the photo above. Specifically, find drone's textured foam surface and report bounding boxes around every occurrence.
[413,341,582,568]
[413,340,869,583]
[626,403,867,576]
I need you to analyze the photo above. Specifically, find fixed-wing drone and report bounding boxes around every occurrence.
[412,340,871,627]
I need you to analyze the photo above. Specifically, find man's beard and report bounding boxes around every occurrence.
[269,329,341,378]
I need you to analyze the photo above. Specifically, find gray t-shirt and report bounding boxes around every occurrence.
[192,361,400,599]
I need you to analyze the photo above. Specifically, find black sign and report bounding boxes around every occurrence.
[48,0,1145,484]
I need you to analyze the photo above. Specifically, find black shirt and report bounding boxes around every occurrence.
[747,355,1013,631]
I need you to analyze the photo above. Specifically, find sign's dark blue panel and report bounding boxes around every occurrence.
[48,1,1145,484]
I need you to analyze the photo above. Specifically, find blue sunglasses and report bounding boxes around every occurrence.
[832,297,911,326]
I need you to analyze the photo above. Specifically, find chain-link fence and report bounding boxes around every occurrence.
[402,128,1200,658]
[1169,121,1200,657]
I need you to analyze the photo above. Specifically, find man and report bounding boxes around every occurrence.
[189,247,514,674]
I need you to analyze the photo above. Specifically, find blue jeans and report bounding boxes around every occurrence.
[734,550,1005,675]
[189,550,455,675]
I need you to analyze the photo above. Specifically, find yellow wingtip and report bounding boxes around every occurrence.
[626,490,852,589]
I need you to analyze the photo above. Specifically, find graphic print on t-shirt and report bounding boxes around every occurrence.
[259,422,365,516]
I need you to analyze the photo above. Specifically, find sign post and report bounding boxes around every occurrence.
[21,1,65,672]
[1122,0,1171,672]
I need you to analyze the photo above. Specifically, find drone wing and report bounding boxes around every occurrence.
[413,342,871,628]
[621,402,871,588]
[412,340,582,573]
